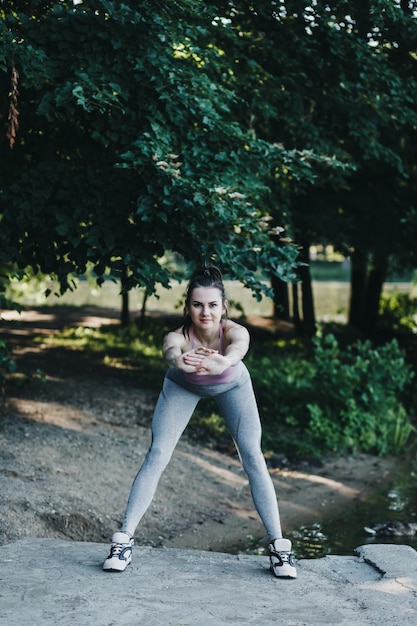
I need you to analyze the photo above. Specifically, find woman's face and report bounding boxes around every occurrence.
[188,286,226,331]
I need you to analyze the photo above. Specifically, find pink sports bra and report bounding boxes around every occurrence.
[184,324,237,385]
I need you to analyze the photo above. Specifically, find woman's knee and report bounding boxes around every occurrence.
[240,448,266,474]
[144,442,174,472]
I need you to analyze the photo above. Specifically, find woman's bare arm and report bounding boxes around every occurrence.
[162,330,208,372]
[222,324,250,367]
[162,331,186,367]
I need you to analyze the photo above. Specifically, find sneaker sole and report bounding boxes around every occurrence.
[103,561,131,572]
[270,565,297,579]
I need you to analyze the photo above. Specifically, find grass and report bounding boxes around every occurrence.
[39,318,170,388]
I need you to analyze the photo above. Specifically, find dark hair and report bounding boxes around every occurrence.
[182,265,227,336]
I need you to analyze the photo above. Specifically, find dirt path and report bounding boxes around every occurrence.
[0,306,397,554]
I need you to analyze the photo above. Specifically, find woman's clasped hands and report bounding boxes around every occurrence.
[181,346,229,376]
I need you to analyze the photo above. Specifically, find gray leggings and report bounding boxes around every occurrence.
[122,362,282,540]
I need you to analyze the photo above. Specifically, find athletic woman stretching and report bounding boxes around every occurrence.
[103,266,297,579]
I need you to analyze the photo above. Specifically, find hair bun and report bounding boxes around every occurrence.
[200,264,223,282]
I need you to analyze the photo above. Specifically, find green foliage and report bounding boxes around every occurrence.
[248,332,415,458]
[379,292,417,334]
[304,334,414,455]
[0,338,17,393]
[0,0,310,299]
[188,406,230,448]
[3,265,63,306]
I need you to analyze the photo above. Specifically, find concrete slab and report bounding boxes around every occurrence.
[0,539,416,625]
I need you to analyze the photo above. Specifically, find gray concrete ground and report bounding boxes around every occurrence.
[1,539,416,625]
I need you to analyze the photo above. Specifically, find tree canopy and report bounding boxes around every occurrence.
[1,1,416,333]
[0,0,317,298]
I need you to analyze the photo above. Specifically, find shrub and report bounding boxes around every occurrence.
[306,333,414,454]
[249,333,415,458]
[379,292,417,333]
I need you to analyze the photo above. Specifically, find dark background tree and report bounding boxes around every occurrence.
[209,0,417,335]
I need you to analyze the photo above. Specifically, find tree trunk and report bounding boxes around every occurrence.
[139,289,149,329]
[271,273,290,320]
[270,229,290,320]
[292,282,302,335]
[364,253,388,336]
[348,249,368,330]
[120,265,130,327]
[298,242,316,336]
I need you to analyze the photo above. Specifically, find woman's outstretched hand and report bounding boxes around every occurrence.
[183,348,231,376]
[181,347,220,374]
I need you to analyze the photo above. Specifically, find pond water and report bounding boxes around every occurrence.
[244,452,417,560]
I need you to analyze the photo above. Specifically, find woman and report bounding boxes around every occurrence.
[103,265,296,579]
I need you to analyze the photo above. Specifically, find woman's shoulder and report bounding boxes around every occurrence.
[223,319,250,339]
[163,326,187,346]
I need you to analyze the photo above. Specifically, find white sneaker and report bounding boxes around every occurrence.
[268,538,297,579]
[103,532,134,572]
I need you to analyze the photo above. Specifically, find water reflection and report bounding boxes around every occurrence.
[242,454,417,560]
[290,523,329,559]
[288,454,417,559]
[387,487,408,512]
